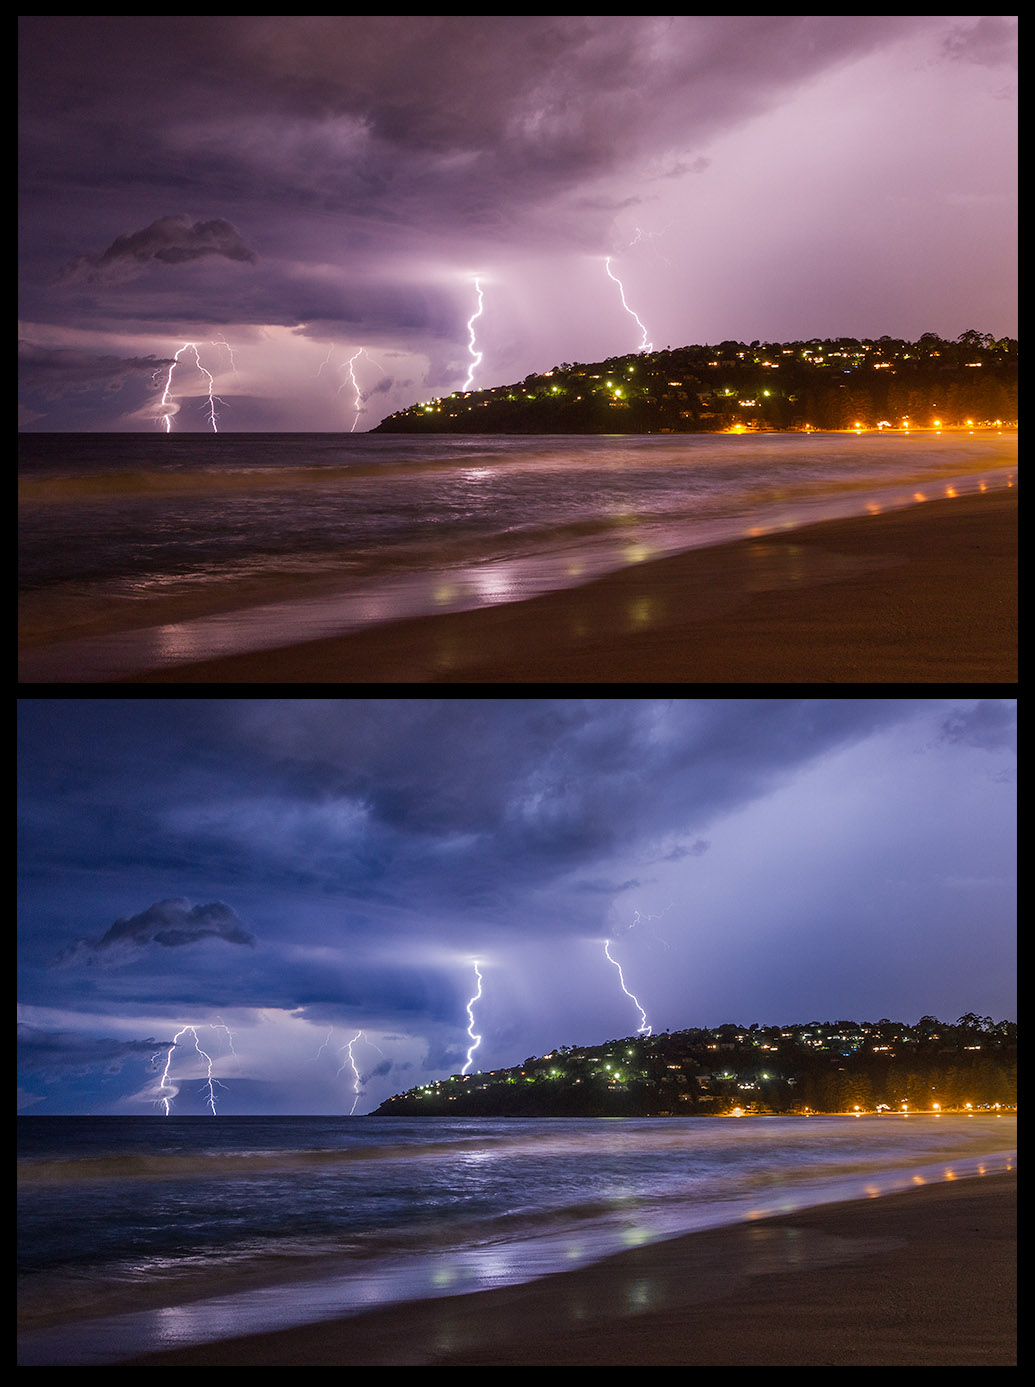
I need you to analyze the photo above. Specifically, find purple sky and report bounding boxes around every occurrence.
[19,17,1017,433]
[18,698,1016,1115]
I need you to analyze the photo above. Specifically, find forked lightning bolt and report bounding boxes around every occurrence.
[331,346,387,431]
[463,278,484,391]
[605,258,652,353]
[154,1024,233,1115]
[462,960,483,1074]
[342,347,366,433]
[604,939,651,1036]
[337,1029,364,1115]
[155,341,234,432]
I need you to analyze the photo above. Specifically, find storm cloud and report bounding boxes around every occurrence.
[18,699,1016,1114]
[19,17,1016,430]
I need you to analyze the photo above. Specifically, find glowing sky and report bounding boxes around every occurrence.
[17,698,1016,1116]
[18,16,1016,432]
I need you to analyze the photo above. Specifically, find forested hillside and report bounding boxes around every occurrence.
[375,331,1017,434]
[374,1014,1017,1117]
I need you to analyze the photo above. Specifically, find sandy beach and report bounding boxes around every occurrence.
[122,1168,1016,1366]
[118,487,1016,684]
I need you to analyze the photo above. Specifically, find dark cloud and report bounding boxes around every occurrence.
[18,341,169,399]
[941,16,1018,68]
[937,700,1018,753]
[17,341,175,427]
[223,16,930,205]
[17,1024,162,1078]
[16,17,985,260]
[122,698,943,945]
[19,700,1006,937]
[232,697,925,851]
[56,215,256,286]
[58,897,255,966]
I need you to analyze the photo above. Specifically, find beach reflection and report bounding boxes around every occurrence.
[18,1144,1014,1366]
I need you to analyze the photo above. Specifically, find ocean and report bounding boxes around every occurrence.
[17,1112,1016,1365]
[18,429,1016,682]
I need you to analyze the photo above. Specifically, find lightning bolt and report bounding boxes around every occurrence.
[627,224,672,266]
[212,1020,236,1058]
[604,939,651,1036]
[154,341,234,432]
[605,258,652,353]
[461,960,483,1075]
[209,337,239,375]
[336,1030,364,1115]
[463,277,485,391]
[629,901,674,949]
[331,346,388,432]
[341,347,366,433]
[154,1024,232,1115]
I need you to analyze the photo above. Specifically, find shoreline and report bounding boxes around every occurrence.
[119,1168,1016,1366]
[112,486,1017,684]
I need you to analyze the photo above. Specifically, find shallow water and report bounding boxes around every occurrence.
[17,1112,1016,1364]
[19,430,1016,679]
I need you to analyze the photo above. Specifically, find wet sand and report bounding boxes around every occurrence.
[116,488,1016,683]
[122,1169,1016,1366]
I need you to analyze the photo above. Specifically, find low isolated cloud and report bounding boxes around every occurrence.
[56,214,257,285]
[57,897,255,966]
